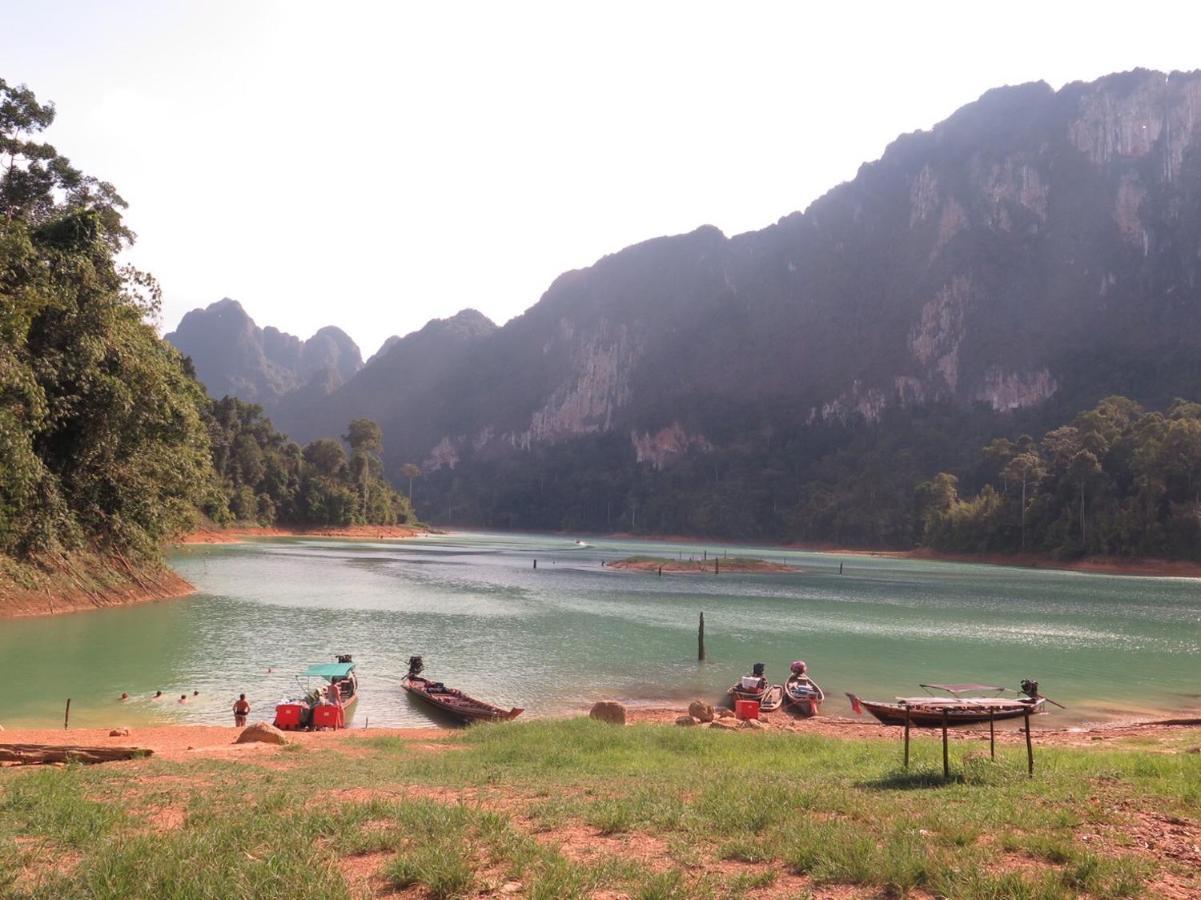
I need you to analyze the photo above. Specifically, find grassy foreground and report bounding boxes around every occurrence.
[1,718,1198,898]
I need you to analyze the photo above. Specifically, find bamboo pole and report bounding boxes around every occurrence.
[941,708,949,779]
[1025,708,1034,776]
[903,706,911,768]
[64,698,71,730]
[989,710,996,760]
[698,612,706,661]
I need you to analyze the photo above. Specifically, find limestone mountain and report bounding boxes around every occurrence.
[165,298,363,407]
[181,69,1201,544]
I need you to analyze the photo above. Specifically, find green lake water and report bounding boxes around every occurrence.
[1,532,1198,729]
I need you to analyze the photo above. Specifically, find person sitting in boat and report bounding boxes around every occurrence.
[325,681,341,705]
[790,660,807,676]
[233,693,251,726]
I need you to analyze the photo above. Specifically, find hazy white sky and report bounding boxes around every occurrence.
[5,1,1200,355]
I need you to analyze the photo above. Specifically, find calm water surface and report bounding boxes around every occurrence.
[2,532,1198,728]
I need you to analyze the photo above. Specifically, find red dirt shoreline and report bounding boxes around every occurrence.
[178,524,430,545]
[3,708,1198,764]
[0,563,194,620]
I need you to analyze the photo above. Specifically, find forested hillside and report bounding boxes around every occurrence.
[0,78,211,563]
[922,396,1201,559]
[0,78,412,612]
[175,69,1201,561]
[201,397,412,529]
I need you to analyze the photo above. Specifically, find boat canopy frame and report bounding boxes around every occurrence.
[304,662,355,680]
[919,683,1007,695]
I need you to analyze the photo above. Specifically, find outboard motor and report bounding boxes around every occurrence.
[752,662,766,678]
[336,654,353,664]
[408,656,425,677]
[1020,679,1040,698]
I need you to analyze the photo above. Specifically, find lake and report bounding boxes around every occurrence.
[1,531,1198,728]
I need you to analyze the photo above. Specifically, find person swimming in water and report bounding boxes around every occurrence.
[119,692,129,702]
[152,690,163,700]
[178,694,188,704]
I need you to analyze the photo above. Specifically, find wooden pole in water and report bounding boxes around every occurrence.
[989,710,996,760]
[714,559,719,575]
[657,566,662,577]
[1024,708,1034,777]
[64,698,71,730]
[533,559,537,569]
[903,706,911,768]
[698,612,706,661]
[941,708,949,779]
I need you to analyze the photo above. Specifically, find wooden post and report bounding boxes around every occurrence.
[989,710,996,760]
[698,612,706,661]
[64,698,71,730]
[903,705,911,768]
[657,566,662,577]
[533,559,537,569]
[941,708,949,779]
[1024,708,1034,777]
[703,550,707,561]
[714,559,719,575]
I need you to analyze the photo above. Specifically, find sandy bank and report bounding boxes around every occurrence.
[0,724,451,763]
[179,524,431,545]
[607,556,793,573]
[5,707,1198,766]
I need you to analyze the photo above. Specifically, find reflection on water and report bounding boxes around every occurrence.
[1,531,1199,728]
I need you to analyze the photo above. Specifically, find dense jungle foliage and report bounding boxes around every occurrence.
[422,395,1201,560]
[0,78,212,560]
[0,79,409,567]
[920,396,1201,559]
[201,397,412,528]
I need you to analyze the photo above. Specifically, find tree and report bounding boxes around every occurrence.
[1,78,211,558]
[303,439,346,478]
[401,463,422,502]
[1002,450,1045,550]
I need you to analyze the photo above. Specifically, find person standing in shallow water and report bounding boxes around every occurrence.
[233,694,251,726]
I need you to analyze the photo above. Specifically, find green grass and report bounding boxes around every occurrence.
[0,719,1196,898]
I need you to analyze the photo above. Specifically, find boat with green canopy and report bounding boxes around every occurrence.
[273,655,359,730]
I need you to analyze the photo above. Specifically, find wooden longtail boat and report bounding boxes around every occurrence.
[727,663,783,712]
[783,673,824,717]
[846,681,1047,727]
[273,655,359,731]
[402,657,523,723]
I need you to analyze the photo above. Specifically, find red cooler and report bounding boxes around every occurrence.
[311,704,344,730]
[735,699,760,720]
[274,703,306,730]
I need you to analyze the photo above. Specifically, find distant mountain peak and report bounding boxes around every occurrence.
[165,299,363,406]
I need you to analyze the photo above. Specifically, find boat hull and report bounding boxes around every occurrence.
[729,683,783,712]
[783,675,824,716]
[403,675,523,724]
[849,694,1045,727]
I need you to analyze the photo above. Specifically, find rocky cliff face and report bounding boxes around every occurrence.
[179,69,1201,539]
[166,299,362,408]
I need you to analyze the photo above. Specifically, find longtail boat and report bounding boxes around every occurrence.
[273,655,359,731]
[846,681,1047,727]
[727,663,783,711]
[402,657,523,723]
[783,661,824,717]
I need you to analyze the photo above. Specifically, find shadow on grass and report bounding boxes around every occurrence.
[859,768,966,790]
